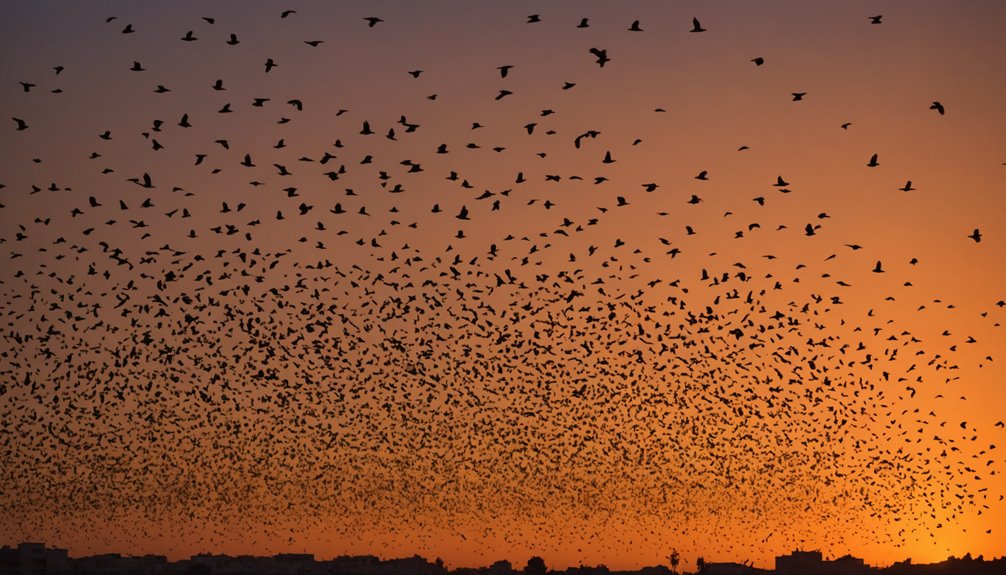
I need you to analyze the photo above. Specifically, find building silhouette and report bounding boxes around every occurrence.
[0,544,70,575]
[3,544,1005,575]
[774,551,865,575]
[698,562,772,575]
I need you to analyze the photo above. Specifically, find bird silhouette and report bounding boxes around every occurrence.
[589,48,610,67]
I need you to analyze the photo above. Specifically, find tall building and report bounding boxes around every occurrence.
[775,550,865,575]
[0,544,69,575]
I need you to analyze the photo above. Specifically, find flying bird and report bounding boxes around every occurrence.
[589,48,610,67]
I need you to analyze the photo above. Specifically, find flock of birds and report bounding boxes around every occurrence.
[2,5,1003,567]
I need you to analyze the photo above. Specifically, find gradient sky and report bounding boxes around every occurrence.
[2,1,1005,570]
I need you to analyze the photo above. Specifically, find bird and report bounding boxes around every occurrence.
[869,15,883,24]
[690,17,706,32]
[577,18,590,28]
[12,117,28,131]
[181,30,197,41]
[867,153,879,167]
[628,20,643,32]
[898,181,915,192]
[751,57,764,66]
[589,48,610,67]
[930,101,945,115]
[873,261,885,273]
[364,16,384,27]
[968,229,982,243]
[498,65,514,78]
[792,92,806,101]
[527,14,541,23]
[226,33,240,45]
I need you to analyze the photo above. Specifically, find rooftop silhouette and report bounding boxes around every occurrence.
[2,544,1004,575]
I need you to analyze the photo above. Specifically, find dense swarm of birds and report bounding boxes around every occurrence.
[1,5,1003,566]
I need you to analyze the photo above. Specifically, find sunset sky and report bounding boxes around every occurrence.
[2,1,1005,570]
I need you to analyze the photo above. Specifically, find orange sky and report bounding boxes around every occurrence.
[1,1,1005,571]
